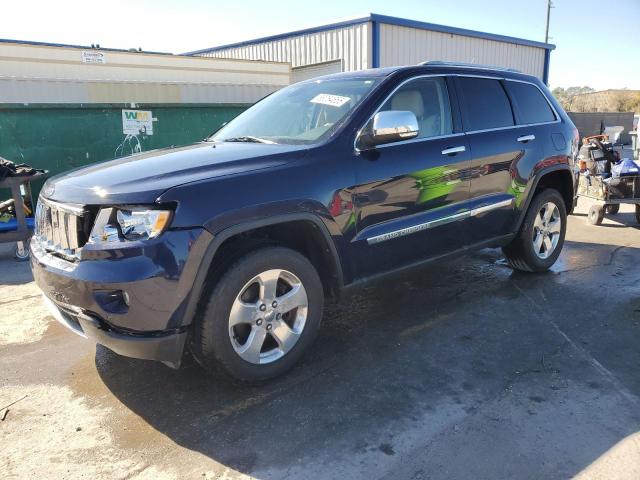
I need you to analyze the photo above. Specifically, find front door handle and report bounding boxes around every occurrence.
[517,134,535,143]
[441,146,466,156]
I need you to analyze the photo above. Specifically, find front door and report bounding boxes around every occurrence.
[352,75,472,278]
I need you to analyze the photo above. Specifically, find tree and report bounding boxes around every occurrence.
[551,87,595,111]
[551,87,640,113]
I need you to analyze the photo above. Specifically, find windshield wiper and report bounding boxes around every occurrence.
[223,136,276,144]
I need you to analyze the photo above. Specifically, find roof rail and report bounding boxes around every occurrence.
[419,60,522,73]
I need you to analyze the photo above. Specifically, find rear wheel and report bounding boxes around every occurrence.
[605,204,620,215]
[588,205,605,225]
[503,189,567,272]
[193,246,324,382]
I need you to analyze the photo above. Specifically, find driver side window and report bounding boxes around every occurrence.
[380,77,453,139]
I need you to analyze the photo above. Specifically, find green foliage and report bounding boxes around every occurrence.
[551,87,640,113]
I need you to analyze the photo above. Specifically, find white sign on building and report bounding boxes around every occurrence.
[81,51,106,64]
[121,110,154,135]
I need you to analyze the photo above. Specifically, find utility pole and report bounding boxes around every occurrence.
[545,0,553,43]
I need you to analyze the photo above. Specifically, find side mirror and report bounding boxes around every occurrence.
[357,111,419,150]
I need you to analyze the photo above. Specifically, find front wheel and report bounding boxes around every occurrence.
[193,246,324,382]
[503,189,567,272]
[588,205,604,225]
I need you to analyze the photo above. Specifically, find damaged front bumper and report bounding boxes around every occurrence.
[42,295,187,368]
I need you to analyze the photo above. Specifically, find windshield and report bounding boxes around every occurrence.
[211,78,381,145]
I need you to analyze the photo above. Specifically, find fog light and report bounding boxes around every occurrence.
[94,290,129,314]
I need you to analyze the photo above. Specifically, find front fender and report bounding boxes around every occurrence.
[178,209,345,329]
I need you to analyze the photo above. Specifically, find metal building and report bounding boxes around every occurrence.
[0,40,290,104]
[0,40,290,197]
[187,13,555,84]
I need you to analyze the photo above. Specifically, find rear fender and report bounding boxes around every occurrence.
[514,163,574,231]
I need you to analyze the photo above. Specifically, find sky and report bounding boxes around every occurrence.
[2,0,639,90]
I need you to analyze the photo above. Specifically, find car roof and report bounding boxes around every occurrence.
[307,63,542,84]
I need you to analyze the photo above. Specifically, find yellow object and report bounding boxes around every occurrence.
[151,211,171,238]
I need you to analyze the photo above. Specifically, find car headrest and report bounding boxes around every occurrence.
[391,90,424,119]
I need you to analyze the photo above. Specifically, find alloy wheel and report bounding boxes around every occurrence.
[532,201,561,259]
[228,269,308,364]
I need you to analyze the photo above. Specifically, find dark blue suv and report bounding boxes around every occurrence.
[31,62,578,381]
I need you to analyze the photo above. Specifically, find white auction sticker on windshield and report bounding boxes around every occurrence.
[310,94,350,108]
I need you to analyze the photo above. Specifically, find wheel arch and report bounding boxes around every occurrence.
[515,165,574,231]
[181,213,344,330]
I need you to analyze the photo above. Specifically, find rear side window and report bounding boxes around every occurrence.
[457,77,514,131]
[506,81,556,124]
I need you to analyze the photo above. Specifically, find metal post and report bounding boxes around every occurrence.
[545,0,553,43]
[10,181,27,235]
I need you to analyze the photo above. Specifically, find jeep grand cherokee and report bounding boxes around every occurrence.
[31,62,577,381]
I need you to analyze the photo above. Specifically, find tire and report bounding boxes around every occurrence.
[588,205,605,225]
[193,246,324,382]
[605,204,620,215]
[636,204,640,224]
[502,188,567,272]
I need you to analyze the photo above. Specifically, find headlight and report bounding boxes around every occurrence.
[89,207,171,244]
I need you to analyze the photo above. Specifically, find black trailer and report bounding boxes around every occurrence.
[577,174,640,225]
[575,135,640,225]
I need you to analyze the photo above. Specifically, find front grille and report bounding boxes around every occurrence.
[35,197,88,260]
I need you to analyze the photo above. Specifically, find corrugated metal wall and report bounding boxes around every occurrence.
[0,78,279,105]
[291,60,343,83]
[378,23,546,78]
[0,42,268,198]
[0,42,290,104]
[199,23,371,72]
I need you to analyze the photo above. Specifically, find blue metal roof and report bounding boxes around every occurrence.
[183,13,555,56]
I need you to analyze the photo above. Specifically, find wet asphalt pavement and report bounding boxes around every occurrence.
[1,201,639,479]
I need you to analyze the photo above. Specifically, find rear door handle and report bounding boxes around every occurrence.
[441,146,466,156]
[517,134,535,143]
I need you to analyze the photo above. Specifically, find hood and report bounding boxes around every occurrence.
[43,142,304,205]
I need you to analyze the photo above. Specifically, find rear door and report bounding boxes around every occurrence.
[351,75,472,278]
[455,75,549,245]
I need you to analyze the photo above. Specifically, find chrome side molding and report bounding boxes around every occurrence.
[366,197,514,245]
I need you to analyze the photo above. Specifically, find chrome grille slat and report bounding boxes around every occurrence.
[44,206,52,243]
[51,207,61,247]
[61,211,68,249]
[62,210,71,250]
[35,197,87,260]
[68,213,79,250]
